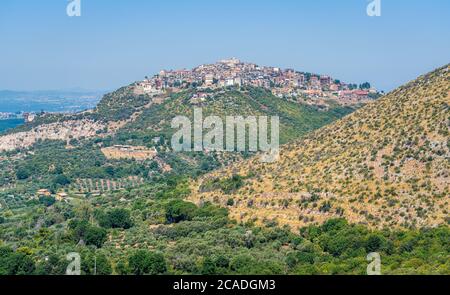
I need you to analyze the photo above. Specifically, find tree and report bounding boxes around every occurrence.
[81,252,112,275]
[92,254,112,275]
[115,259,131,275]
[96,209,133,229]
[54,174,71,186]
[85,226,107,248]
[214,255,230,269]
[348,84,358,90]
[69,219,107,248]
[128,250,167,275]
[104,166,115,176]
[69,219,90,241]
[165,200,198,223]
[321,218,348,233]
[35,254,66,275]
[230,254,255,274]
[0,247,35,275]
[53,166,63,175]
[16,167,31,180]
[101,209,133,229]
[39,196,56,207]
[201,257,216,275]
[365,234,385,252]
[359,82,371,89]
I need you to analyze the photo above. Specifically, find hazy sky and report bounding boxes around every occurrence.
[0,0,449,92]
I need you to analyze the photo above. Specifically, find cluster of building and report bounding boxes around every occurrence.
[136,58,379,101]
[36,189,68,202]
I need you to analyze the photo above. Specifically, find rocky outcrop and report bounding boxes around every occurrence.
[0,119,106,152]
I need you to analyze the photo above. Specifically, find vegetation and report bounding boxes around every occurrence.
[0,66,448,275]
[0,178,448,275]
[0,86,357,206]
[190,65,450,230]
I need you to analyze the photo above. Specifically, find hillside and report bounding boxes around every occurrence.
[0,66,448,275]
[0,85,356,197]
[189,65,450,230]
[115,86,355,146]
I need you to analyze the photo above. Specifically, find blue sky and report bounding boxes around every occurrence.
[0,0,449,91]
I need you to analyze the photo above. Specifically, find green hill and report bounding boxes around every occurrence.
[0,86,357,196]
[0,71,448,275]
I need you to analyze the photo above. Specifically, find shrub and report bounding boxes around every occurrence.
[365,234,386,252]
[165,200,198,223]
[85,227,107,248]
[98,209,133,229]
[128,250,167,275]
[16,167,30,180]
[0,247,35,275]
[39,196,56,207]
[53,174,71,186]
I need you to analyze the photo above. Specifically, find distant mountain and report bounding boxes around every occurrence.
[190,64,450,230]
[0,89,106,113]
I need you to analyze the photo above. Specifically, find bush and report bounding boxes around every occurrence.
[128,250,167,275]
[201,257,216,275]
[0,247,35,275]
[16,167,30,180]
[54,174,71,186]
[321,218,348,232]
[165,200,198,223]
[35,254,66,275]
[195,202,228,219]
[97,209,133,229]
[39,196,56,207]
[69,219,107,248]
[230,254,255,273]
[81,252,112,275]
[365,234,386,252]
[85,227,107,248]
[69,219,89,241]
[201,175,244,194]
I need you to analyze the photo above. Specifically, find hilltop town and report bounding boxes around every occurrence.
[136,58,381,104]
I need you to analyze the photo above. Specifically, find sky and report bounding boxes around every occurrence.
[0,0,449,92]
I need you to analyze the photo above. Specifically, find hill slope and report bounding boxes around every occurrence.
[0,86,356,197]
[190,65,450,229]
